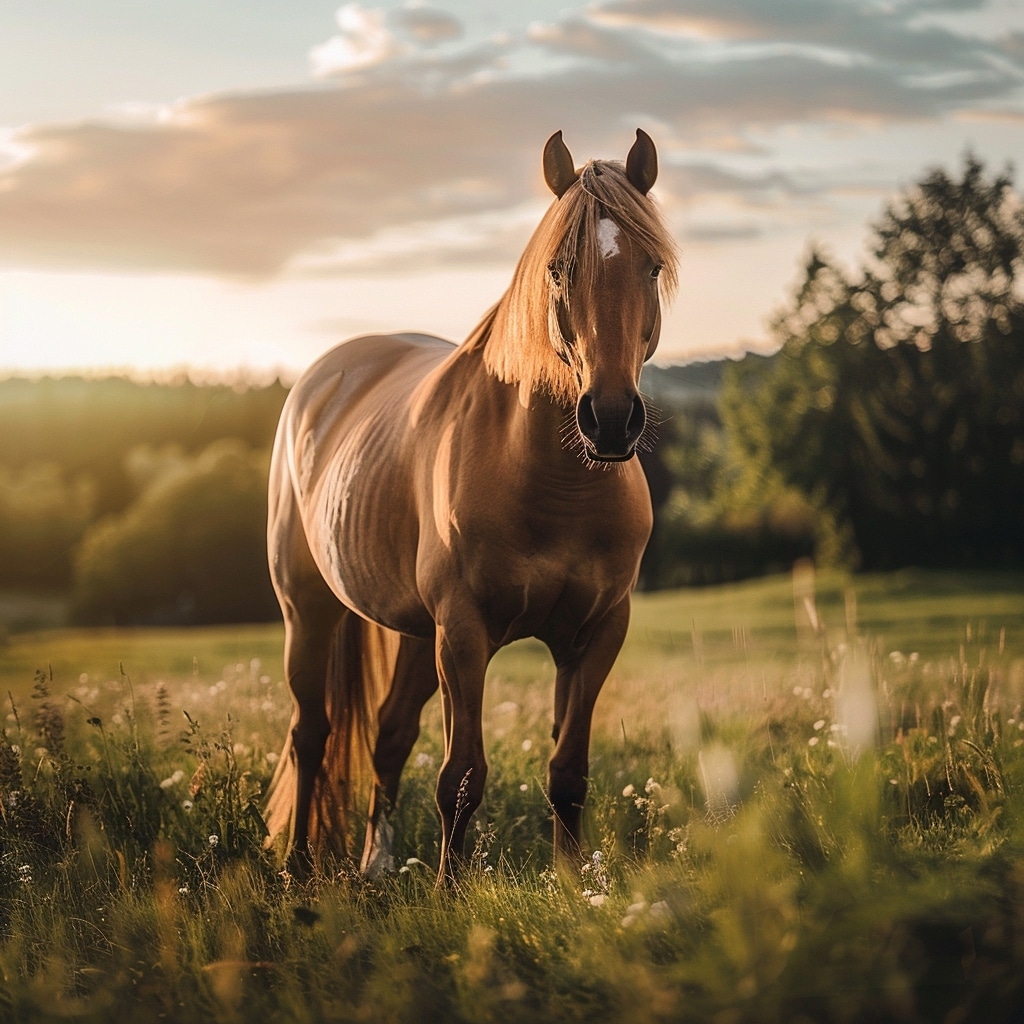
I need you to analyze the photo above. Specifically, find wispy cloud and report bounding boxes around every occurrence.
[1,0,1021,279]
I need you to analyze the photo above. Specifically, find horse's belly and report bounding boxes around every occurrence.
[313,452,434,639]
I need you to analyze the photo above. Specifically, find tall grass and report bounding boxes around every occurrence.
[0,572,1023,1021]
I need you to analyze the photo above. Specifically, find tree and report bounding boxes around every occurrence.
[721,155,1024,569]
[0,464,96,588]
[71,440,278,625]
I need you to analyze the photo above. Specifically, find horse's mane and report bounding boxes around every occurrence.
[476,159,679,406]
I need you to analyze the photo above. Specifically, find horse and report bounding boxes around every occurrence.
[263,128,679,885]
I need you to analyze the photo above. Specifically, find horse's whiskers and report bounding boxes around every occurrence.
[637,395,662,454]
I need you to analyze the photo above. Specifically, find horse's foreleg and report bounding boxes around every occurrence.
[433,621,491,887]
[549,600,631,867]
[283,610,339,875]
[361,636,438,876]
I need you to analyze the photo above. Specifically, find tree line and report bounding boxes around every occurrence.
[1,155,1021,624]
[636,154,1024,586]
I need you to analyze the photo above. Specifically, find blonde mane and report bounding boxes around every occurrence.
[478,159,679,406]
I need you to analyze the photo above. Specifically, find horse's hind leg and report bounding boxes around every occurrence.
[361,635,438,876]
[282,600,342,874]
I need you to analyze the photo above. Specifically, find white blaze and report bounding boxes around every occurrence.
[597,218,620,259]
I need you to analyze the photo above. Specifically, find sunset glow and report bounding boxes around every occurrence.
[3,0,1024,378]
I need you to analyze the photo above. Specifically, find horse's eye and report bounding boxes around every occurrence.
[651,264,663,280]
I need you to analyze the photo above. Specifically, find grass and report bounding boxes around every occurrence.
[0,569,1023,1021]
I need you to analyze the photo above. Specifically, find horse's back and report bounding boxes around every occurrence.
[287,331,454,419]
[276,331,454,481]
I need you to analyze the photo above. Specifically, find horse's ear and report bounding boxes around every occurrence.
[543,130,578,199]
[626,128,658,195]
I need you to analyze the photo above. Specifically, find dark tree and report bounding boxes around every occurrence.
[722,156,1024,569]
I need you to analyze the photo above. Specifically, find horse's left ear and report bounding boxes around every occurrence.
[626,128,658,195]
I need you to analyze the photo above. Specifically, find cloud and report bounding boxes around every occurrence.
[527,16,654,62]
[309,4,400,77]
[0,0,1021,278]
[393,5,464,46]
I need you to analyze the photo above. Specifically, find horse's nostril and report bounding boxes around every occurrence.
[626,394,646,444]
[576,393,598,439]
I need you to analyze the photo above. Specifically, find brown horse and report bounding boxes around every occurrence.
[264,129,678,885]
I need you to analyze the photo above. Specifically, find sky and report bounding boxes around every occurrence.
[3,0,1024,380]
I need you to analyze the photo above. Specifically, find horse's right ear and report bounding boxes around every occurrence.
[543,131,578,199]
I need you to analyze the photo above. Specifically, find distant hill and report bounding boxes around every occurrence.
[641,360,727,409]
[641,354,776,413]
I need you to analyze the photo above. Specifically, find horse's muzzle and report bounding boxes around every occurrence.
[575,391,646,461]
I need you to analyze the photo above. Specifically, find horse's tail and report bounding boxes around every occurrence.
[264,611,400,862]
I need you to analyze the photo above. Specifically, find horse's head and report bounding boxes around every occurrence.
[542,129,675,463]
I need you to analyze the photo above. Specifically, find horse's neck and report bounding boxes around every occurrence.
[472,311,587,477]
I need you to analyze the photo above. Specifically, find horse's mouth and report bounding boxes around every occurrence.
[582,441,637,463]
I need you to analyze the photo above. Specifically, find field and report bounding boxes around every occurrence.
[1,569,1024,1022]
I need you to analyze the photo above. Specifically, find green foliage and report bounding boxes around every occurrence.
[0,376,286,600]
[71,441,277,625]
[721,155,1024,571]
[0,575,1022,1020]
[0,465,96,589]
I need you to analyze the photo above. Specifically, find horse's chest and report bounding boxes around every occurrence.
[449,504,645,642]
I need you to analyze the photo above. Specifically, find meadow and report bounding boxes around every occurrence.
[1,569,1023,1022]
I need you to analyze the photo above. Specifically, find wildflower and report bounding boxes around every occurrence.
[178,885,190,895]
[208,834,219,847]
[622,783,635,798]
[521,739,533,752]
[265,751,279,765]
[813,719,826,731]
[668,826,688,857]
[158,769,185,790]
[650,901,670,921]
[588,893,607,907]
[621,901,648,928]
[519,783,528,792]
[808,737,820,747]
[182,800,193,811]
[414,752,434,769]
